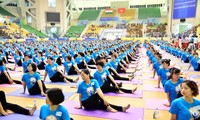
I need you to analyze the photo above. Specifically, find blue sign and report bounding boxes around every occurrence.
[100,17,119,21]
[173,0,197,19]
[85,38,97,41]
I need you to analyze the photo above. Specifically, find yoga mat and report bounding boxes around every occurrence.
[0,84,21,88]
[116,79,143,85]
[7,88,74,99]
[143,85,164,92]
[45,81,79,86]
[0,110,40,120]
[142,77,157,80]
[104,90,143,98]
[142,70,153,73]
[189,74,200,78]
[129,64,138,68]
[63,100,144,120]
[145,99,169,111]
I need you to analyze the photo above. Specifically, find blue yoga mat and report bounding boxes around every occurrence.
[7,88,75,99]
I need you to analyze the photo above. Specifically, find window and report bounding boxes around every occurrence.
[48,0,56,7]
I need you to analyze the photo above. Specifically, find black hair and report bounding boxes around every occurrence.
[47,56,53,60]
[66,56,72,61]
[28,63,37,72]
[96,61,104,67]
[81,69,94,79]
[169,67,180,79]
[46,88,65,105]
[162,59,171,66]
[0,59,3,66]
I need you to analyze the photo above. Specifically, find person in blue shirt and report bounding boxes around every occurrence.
[63,56,80,75]
[52,51,62,66]
[76,69,131,112]
[169,80,200,120]
[0,59,16,84]
[110,53,127,73]
[43,57,77,83]
[74,52,88,69]
[39,88,73,120]
[35,51,46,70]
[188,52,200,71]
[157,59,171,88]
[21,63,47,96]
[0,91,36,116]
[22,54,33,73]
[14,49,23,67]
[85,50,96,65]
[94,61,137,94]
[0,49,8,64]
[100,56,133,81]
[152,53,162,78]
[164,68,184,107]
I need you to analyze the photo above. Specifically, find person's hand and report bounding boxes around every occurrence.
[75,106,82,109]
[9,79,14,84]
[41,92,46,97]
[164,103,170,107]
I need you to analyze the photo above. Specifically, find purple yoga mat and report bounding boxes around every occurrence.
[63,100,144,120]
[44,81,78,86]
[189,74,200,78]
[7,88,74,99]
[145,99,169,111]
[143,85,164,92]
[116,80,143,85]
[0,110,39,120]
[104,90,143,98]
[0,84,21,88]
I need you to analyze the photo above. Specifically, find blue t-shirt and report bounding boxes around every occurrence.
[35,57,45,65]
[94,69,110,87]
[63,61,75,74]
[0,65,6,75]
[169,97,200,120]
[14,55,22,64]
[39,105,70,120]
[45,62,58,78]
[22,59,33,72]
[22,72,41,90]
[77,79,100,101]
[109,59,120,70]
[75,57,83,64]
[158,68,170,86]
[164,78,184,103]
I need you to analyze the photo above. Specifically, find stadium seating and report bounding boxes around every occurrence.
[78,10,101,21]
[138,8,161,19]
[66,26,85,37]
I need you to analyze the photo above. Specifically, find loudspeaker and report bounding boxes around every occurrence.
[50,23,55,26]
[180,19,185,23]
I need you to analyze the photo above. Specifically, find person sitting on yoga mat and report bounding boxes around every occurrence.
[0,49,8,64]
[109,53,127,73]
[14,49,23,67]
[156,59,171,88]
[75,69,131,112]
[169,80,200,120]
[164,68,184,107]
[21,63,47,96]
[0,91,36,116]
[188,52,200,71]
[22,54,33,73]
[43,56,78,83]
[34,51,46,70]
[94,61,137,94]
[99,56,134,81]
[63,56,80,75]
[39,88,73,120]
[0,59,18,84]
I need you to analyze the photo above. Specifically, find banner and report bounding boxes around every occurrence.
[100,17,119,21]
[105,9,113,14]
[118,8,126,14]
[173,0,197,19]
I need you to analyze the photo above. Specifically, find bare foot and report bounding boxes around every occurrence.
[74,77,79,82]
[117,90,124,94]
[123,104,131,112]
[5,109,14,115]
[163,103,170,107]
[107,106,117,113]
[132,87,137,94]
[29,105,37,116]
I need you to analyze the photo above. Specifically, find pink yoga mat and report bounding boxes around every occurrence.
[0,84,22,88]
[145,99,169,111]
[116,80,143,85]
[143,85,164,92]
[63,100,144,120]
[142,77,157,80]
